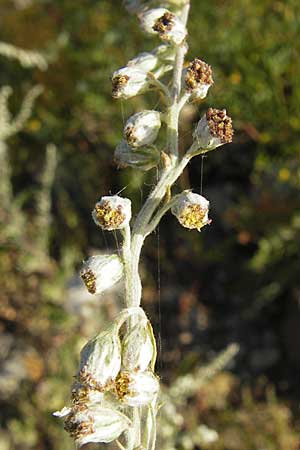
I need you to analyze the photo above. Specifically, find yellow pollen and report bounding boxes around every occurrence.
[80,269,96,294]
[115,372,130,400]
[179,204,207,230]
[94,202,125,230]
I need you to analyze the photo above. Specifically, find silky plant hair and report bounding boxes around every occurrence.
[54,1,233,449]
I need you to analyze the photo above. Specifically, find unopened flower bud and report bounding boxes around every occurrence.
[54,404,131,447]
[92,195,131,231]
[122,319,156,371]
[128,52,159,73]
[114,140,160,171]
[77,326,121,390]
[140,9,187,45]
[184,58,214,99]
[124,110,161,148]
[112,67,149,99]
[193,108,233,151]
[172,192,211,231]
[153,44,178,63]
[115,370,159,406]
[80,255,123,295]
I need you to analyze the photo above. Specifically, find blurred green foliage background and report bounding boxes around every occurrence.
[0,0,300,449]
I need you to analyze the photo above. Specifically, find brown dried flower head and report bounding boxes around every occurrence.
[206,108,233,144]
[193,108,233,151]
[185,58,213,90]
[139,8,187,45]
[153,12,176,35]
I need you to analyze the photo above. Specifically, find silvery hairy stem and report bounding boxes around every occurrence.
[129,2,191,309]
[123,4,191,449]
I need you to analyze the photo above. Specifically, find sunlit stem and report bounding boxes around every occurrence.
[122,4,191,450]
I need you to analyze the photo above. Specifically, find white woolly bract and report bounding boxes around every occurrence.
[139,8,187,45]
[193,114,222,150]
[127,52,159,72]
[53,406,71,418]
[124,110,161,148]
[139,8,169,34]
[122,319,156,371]
[173,191,209,210]
[112,66,149,99]
[192,83,211,99]
[55,405,131,447]
[153,44,177,62]
[171,192,210,230]
[92,195,132,230]
[119,370,159,407]
[77,407,131,446]
[81,255,123,294]
[78,327,121,389]
[163,16,187,45]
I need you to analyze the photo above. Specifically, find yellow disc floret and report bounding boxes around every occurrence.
[93,201,125,230]
[179,204,207,230]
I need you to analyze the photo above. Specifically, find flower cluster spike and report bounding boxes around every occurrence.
[55,1,235,448]
[54,312,157,447]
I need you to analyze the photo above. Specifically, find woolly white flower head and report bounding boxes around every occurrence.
[124,110,161,148]
[77,326,121,390]
[172,191,211,231]
[140,8,187,45]
[92,195,131,231]
[115,370,159,406]
[54,403,130,447]
[112,66,149,99]
[127,51,159,73]
[80,255,123,295]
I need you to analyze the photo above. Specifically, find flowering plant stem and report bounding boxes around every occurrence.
[55,2,234,447]
[121,4,191,449]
